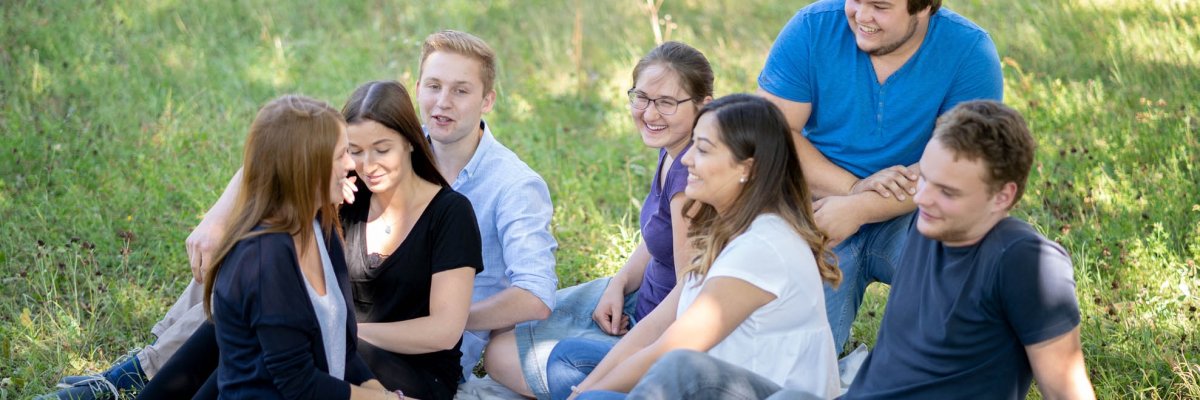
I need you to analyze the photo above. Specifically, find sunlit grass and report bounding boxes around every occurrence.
[1,0,1197,398]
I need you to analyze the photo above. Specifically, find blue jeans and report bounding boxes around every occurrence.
[517,277,638,399]
[578,390,628,400]
[824,211,916,351]
[545,338,617,400]
[624,350,787,400]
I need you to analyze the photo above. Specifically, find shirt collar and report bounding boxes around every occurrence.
[459,120,495,181]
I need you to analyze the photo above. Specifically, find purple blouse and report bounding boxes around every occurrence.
[634,145,690,320]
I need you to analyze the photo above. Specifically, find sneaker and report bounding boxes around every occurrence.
[37,376,119,400]
[47,349,147,399]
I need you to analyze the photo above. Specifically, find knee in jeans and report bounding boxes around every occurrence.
[658,349,707,367]
[647,349,709,378]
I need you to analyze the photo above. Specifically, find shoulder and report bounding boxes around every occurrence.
[216,231,296,296]
[222,232,292,272]
[797,0,847,19]
[475,134,548,187]
[932,7,991,37]
[777,0,849,38]
[725,214,811,262]
[983,218,1072,272]
[429,188,478,219]
[928,7,995,52]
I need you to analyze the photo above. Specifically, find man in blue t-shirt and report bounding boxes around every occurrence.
[756,0,1004,350]
[616,101,1094,400]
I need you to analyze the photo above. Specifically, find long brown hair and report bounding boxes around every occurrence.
[682,94,840,287]
[341,80,447,187]
[203,95,346,317]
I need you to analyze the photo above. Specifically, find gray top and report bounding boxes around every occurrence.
[304,220,347,379]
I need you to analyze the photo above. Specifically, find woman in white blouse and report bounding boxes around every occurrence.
[561,94,843,400]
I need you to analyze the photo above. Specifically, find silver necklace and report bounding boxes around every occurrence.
[372,201,394,235]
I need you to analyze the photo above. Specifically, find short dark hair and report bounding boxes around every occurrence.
[908,0,942,15]
[933,100,1036,209]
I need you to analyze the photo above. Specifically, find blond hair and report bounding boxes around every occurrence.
[419,30,498,95]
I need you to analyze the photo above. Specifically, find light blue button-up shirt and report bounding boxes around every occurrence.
[451,121,559,378]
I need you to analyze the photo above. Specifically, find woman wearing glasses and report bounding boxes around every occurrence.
[483,41,712,399]
[556,95,842,400]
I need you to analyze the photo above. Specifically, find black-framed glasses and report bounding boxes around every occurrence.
[627,88,696,116]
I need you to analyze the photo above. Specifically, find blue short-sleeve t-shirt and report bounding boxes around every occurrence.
[844,218,1082,399]
[758,0,1003,178]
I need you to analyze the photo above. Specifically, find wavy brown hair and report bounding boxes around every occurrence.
[203,95,345,318]
[682,94,840,287]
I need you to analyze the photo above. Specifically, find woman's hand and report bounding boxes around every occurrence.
[341,175,358,204]
[593,278,631,335]
[849,164,919,201]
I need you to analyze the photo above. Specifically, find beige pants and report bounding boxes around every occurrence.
[136,280,207,378]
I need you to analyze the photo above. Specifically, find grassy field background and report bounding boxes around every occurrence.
[2,0,1197,398]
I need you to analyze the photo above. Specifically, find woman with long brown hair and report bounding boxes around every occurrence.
[136,82,482,400]
[551,94,843,400]
[198,95,398,399]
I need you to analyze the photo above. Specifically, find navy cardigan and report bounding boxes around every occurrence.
[211,227,374,400]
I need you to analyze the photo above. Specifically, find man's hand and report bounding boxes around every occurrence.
[187,216,225,282]
[850,165,919,201]
[593,281,631,335]
[813,196,867,247]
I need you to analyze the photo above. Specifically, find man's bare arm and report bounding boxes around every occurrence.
[1027,326,1096,400]
[757,89,859,199]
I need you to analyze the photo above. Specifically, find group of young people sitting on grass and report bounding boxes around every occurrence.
[44,1,1098,399]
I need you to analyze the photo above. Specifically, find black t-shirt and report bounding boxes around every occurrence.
[845,217,1081,400]
[340,182,483,388]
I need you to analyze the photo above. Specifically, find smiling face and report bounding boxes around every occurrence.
[681,112,752,215]
[630,63,701,157]
[347,120,414,194]
[912,139,1015,246]
[845,0,928,57]
[416,51,496,146]
[329,125,355,204]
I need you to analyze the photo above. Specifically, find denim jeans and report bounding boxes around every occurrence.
[578,390,628,400]
[625,350,785,400]
[517,277,638,399]
[824,211,916,351]
[545,338,617,400]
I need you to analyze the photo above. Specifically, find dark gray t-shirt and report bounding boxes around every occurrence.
[845,217,1081,400]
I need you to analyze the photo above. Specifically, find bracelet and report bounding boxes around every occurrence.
[393,388,405,399]
[571,385,582,395]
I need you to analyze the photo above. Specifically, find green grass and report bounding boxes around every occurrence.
[2,0,1197,398]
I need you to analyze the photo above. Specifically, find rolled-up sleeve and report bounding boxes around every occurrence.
[495,176,559,310]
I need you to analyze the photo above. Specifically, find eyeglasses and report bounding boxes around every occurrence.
[627,89,696,116]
